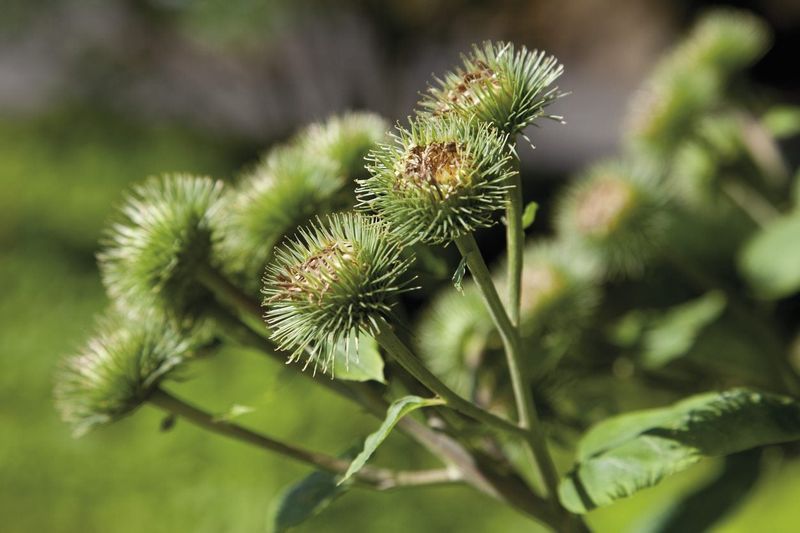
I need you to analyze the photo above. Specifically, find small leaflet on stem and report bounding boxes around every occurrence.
[452,256,468,293]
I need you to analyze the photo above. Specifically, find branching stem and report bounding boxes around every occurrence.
[374,321,528,439]
[196,264,266,334]
[453,233,560,502]
[721,180,779,227]
[149,388,457,490]
[375,320,578,530]
[193,263,561,526]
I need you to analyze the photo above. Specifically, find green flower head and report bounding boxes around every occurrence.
[297,112,389,183]
[357,115,514,244]
[419,41,564,136]
[217,144,342,290]
[555,160,668,278]
[99,174,225,322]
[417,284,492,397]
[55,313,193,436]
[625,9,770,154]
[514,241,600,361]
[262,212,412,374]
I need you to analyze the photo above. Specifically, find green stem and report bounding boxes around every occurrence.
[193,265,559,523]
[453,233,560,501]
[737,110,790,189]
[149,388,457,490]
[196,263,267,336]
[374,321,577,530]
[507,169,524,327]
[374,321,528,439]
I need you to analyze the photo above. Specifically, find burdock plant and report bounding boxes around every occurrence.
[56,11,800,532]
[99,174,226,323]
[358,115,513,244]
[262,212,412,373]
[554,160,667,277]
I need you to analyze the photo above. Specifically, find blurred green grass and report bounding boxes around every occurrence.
[3,108,800,532]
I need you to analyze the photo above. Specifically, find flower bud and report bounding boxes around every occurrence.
[417,285,492,396]
[625,9,770,155]
[514,241,600,361]
[555,161,667,277]
[217,145,341,290]
[99,174,225,322]
[55,314,193,436]
[298,112,389,183]
[419,41,564,136]
[357,115,513,244]
[261,212,411,374]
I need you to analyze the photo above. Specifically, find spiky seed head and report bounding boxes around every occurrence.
[625,9,770,154]
[99,174,225,322]
[216,145,342,290]
[517,242,600,349]
[357,115,514,244]
[417,284,492,396]
[419,41,564,136]
[298,112,389,183]
[54,313,194,436]
[555,160,667,278]
[262,212,412,374]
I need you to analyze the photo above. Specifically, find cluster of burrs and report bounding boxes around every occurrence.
[52,9,795,530]
[55,113,388,433]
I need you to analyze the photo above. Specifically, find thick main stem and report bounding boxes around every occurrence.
[506,169,525,327]
[453,233,560,501]
[149,388,457,490]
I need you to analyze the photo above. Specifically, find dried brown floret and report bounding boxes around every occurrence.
[274,241,357,303]
[396,142,471,199]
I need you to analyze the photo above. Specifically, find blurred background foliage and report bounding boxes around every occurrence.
[1,0,799,531]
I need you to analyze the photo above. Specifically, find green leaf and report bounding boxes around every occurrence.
[559,388,800,514]
[738,211,800,299]
[522,201,539,229]
[339,395,444,485]
[640,292,727,368]
[636,449,761,533]
[762,105,800,139]
[269,469,348,533]
[332,334,385,383]
[682,321,777,386]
